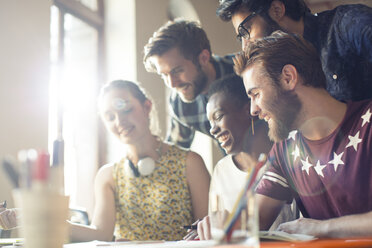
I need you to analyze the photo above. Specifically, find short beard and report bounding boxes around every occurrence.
[267,85,302,142]
[181,62,208,103]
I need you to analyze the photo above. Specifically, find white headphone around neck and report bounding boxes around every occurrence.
[124,157,156,177]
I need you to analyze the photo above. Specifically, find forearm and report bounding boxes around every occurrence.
[278,211,372,238]
[321,211,372,238]
[68,221,114,242]
[70,164,116,242]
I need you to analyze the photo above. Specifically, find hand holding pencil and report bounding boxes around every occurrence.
[182,219,202,240]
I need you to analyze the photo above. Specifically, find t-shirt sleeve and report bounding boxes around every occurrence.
[255,145,294,204]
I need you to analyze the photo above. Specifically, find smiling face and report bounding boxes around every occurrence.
[207,92,251,154]
[100,88,152,144]
[150,47,207,103]
[231,9,280,51]
[241,63,301,142]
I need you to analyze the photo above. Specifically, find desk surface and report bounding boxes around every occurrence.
[63,238,372,248]
[222,238,372,248]
[64,240,217,248]
[2,238,372,248]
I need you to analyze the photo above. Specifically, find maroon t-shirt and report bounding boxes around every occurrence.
[256,100,372,219]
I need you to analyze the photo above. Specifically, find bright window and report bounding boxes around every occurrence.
[49,0,104,216]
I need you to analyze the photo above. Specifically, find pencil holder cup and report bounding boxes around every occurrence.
[210,191,259,247]
[12,189,70,248]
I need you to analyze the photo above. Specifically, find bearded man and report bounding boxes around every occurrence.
[234,31,372,238]
[144,20,238,149]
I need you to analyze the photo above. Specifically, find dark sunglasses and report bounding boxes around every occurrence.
[236,12,258,42]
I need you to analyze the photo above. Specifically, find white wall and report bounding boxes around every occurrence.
[0,0,51,209]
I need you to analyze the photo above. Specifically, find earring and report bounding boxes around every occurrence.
[251,118,255,135]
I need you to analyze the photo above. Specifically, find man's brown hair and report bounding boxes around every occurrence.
[143,19,211,73]
[234,31,326,88]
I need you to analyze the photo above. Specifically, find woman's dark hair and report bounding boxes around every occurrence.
[208,74,249,107]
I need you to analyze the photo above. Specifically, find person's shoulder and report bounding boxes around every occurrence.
[95,162,116,186]
[334,4,371,12]
[97,163,115,177]
[328,4,372,20]
[213,154,233,174]
[186,150,201,159]
[181,148,205,166]
[215,154,233,168]
[345,100,372,120]
[348,99,372,110]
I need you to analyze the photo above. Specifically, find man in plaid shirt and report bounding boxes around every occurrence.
[144,19,237,148]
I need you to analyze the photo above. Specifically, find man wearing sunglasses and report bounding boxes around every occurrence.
[217,0,372,102]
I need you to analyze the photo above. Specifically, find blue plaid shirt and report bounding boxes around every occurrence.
[166,55,236,148]
[304,4,372,101]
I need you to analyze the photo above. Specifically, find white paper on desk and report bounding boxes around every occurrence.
[64,240,217,248]
[259,231,316,242]
[0,238,24,246]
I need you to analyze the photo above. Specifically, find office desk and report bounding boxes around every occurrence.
[2,238,372,248]
[64,240,216,248]
[62,238,372,248]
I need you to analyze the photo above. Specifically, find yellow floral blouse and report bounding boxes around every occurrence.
[113,145,193,241]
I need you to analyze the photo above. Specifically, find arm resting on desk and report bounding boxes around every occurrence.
[277,211,372,238]
[69,164,116,242]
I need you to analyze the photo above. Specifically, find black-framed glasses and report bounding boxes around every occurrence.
[236,12,258,42]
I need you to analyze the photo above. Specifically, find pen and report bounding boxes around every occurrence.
[182,224,198,230]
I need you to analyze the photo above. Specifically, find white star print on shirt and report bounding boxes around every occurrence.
[292,145,300,162]
[361,108,371,127]
[346,131,362,151]
[301,156,313,175]
[328,152,344,172]
[288,130,297,141]
[314,160,327,178]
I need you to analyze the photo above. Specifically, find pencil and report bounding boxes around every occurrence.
[222,153,267,242]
